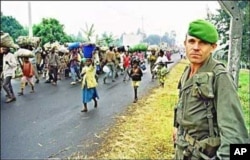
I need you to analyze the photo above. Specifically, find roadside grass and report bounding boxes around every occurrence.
[238,69,250,132]
[67,59,249,159]
[67,59,188,159]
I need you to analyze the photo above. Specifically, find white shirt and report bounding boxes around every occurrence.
[155,55,168,65]
[3,52,17,78]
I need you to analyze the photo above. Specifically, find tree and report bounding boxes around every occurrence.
[99,32,115,47]
[69,32,85,43]
[207,1,249,87]
[206,8,230,61]
[218,1,243,88]
[33,18,72,45]
[207,1,250,63]
[161,32,171,45]
[70,31,85,42]
[169,30,177,48]
[144,34,161,45]
[1,12,28,41]
[81,23,95,42]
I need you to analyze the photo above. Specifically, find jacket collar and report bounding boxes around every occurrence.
[181,55,215,91]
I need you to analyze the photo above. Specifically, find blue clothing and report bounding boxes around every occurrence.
[82,86,99,103]
[70,65,80,82]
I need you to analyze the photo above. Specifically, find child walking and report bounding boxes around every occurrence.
[80,58,99,112]
[18,57,35,95]
[129,59,143,103]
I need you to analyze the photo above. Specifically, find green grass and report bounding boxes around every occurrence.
[67,61,249,159]
[238,69,250,133]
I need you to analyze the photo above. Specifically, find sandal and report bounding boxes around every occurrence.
[5,97,15,103]
[81,109,88,112]
[18,92,24,96]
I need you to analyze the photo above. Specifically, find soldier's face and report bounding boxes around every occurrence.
[184,35,217,65]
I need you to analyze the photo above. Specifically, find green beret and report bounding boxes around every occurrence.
[188,19,218,44]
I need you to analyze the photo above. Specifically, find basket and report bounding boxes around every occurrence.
[82,44,95,58]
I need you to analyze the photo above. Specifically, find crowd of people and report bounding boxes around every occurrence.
[1,18,249,160]
[1,40,174,105]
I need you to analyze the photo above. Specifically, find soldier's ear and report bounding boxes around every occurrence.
[212,43,217,48]
[211,43,217,52]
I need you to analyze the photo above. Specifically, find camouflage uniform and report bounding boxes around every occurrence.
[174,55,249,160]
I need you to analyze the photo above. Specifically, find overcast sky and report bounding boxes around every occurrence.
[1,1,220,44]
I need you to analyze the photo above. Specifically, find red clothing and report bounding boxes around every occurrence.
[123,55,131,68]
[22,62,34,77]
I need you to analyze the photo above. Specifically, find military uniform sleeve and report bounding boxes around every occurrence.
[214,72,249,159]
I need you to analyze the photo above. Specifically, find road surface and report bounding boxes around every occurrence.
[1,53,181,159]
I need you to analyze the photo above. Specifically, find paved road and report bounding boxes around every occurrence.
[1,53,181,159]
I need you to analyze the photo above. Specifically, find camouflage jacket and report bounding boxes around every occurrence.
[175,55,249,159]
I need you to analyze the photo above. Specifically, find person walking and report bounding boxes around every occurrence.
[148,49,157,80]
[122,51,131,82]
[173,19,249,160]
[129,59,143,103]
[103,46,116,83]
[45,47,60,86]
[69,48,81,85]
[80,58,99,112]
[2,46,17,103]
[156,62,169,87]
[17,57,35,95]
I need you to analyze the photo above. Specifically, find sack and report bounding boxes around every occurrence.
[14,48,35,58]
[103,65,110,73]
[68,42,81,51]
[16,36,41,48]
[0,33,19,49]
[58,46,69,53]
[30,37,41,47]
[51,41,61,51]
[100,46,108,51]
[43,42,51,51]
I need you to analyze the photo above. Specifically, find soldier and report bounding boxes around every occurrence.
[173,19,249,160]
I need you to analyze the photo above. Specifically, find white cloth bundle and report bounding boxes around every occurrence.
[14,48,35,58]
